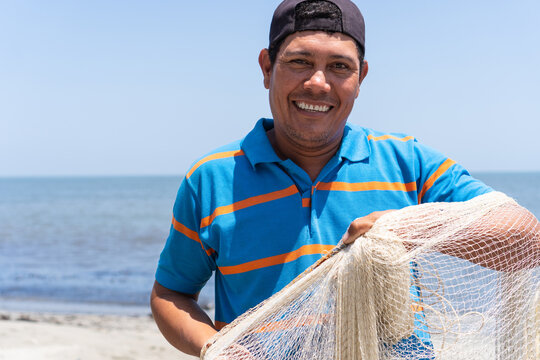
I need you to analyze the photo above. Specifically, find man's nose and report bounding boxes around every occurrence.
[304,70,331,94]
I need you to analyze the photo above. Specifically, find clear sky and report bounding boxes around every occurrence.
[1,0,539,177]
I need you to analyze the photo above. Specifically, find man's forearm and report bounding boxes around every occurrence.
[437,206,540,272]
[343,202,539,272]
[151,281,218,357]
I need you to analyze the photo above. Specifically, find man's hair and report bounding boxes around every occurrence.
[268,0,365,65]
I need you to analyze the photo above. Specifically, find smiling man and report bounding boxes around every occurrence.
[261,29,367,181]
[150,0,495,358]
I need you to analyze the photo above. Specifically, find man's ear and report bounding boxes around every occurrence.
[356,60,369,98]
[258,49,272,89]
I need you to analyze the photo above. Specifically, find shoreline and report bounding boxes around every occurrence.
[0,296,215,317]
[0,298,153,317]
[0,310,209,360]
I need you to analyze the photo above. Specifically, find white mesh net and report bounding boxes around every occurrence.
[201,192,540,360]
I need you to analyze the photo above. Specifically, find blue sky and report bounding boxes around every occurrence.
[1,0,539,177]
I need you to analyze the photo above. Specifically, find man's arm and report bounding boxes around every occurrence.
[150,281,218,356]
[342,206,539,272]
[436,205,540,272]
[341,210,394,244]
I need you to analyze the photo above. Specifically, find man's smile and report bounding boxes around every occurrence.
[293,101,332,113]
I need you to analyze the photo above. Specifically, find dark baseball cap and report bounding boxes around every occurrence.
[269,0,365,54]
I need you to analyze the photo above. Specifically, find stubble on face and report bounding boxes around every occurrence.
[280,120,344,152]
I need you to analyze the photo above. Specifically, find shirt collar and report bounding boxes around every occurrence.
[241,118,282,167]
[337,123,371,163]
[241,118,371,168]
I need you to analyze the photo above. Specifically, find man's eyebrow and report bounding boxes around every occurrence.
[281,51,356,63]
[281,50,312,57]
[328,54,356,63]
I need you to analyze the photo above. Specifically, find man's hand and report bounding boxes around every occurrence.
[341,210,395,244]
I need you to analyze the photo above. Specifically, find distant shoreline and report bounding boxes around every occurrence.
[0,297,215,318]
[0,297,153,317]
[1,170,540,179]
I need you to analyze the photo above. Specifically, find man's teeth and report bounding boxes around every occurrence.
[296,102,330,113]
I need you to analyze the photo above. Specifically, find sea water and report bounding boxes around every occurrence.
[0,173,538,315]
[0,175,206,314]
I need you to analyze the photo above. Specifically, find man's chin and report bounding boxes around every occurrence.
[286,129,334,150]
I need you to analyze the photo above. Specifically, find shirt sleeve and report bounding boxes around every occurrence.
[414,141,492,204]
[155,177,216,295]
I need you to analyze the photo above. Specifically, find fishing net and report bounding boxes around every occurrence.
[201,192,539,360]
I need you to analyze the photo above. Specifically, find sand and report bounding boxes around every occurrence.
[0,311,198,360]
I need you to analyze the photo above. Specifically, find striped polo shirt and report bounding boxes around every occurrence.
[155,118,491,329]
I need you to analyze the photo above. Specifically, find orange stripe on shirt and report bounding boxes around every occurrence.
[254,314,330,333]
[302,198,311,207]
[254,303,424,333]
[200,185,298,228]
[219,244,336,275]
[367,134,415,142]
[172,216,215,256]
[417,158,456,203]
[186,150,245,179]
[215,304,425,333]
[317,181,417,192]
[220,302,424,334]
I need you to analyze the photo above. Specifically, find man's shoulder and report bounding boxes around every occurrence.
[184,118,277,182]
[344,124,418,158]
[184,139,247,181]
[357,126,454,165]
[347,124,417,144]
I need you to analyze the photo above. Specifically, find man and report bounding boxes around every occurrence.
[151,0,537,357]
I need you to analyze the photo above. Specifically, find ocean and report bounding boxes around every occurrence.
[0,173,539,315]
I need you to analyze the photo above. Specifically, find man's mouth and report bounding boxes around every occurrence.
[294,101,332,113]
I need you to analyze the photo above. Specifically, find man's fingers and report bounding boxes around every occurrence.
[342,210,395,244]
[343,218,372,244]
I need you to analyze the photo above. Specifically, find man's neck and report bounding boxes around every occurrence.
[266,128,341,182]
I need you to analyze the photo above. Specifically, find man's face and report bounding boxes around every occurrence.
[260,31,368,153]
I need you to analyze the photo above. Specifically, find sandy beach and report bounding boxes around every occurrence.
[0,311,197,360]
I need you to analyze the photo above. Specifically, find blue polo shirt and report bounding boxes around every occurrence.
[156,118,491,332]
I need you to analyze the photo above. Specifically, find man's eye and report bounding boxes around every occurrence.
[290,59,309,65]
[332,63,350,70]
